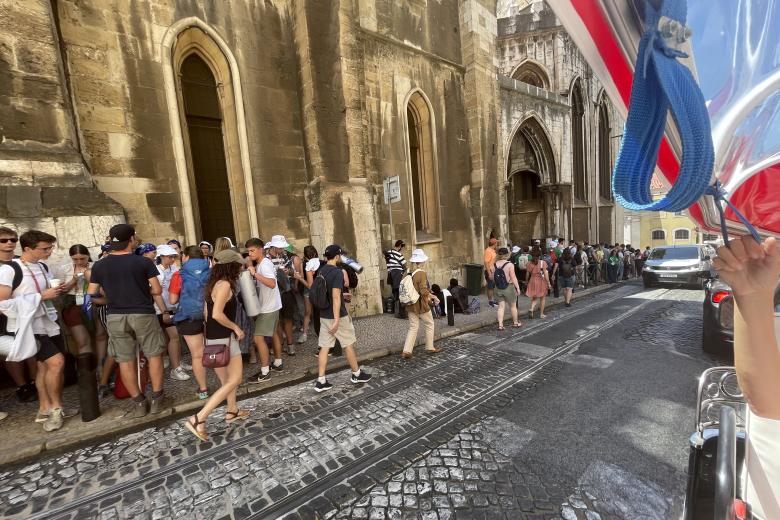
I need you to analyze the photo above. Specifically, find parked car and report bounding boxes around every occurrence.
[702,277,734,355]
[642,245,713,289]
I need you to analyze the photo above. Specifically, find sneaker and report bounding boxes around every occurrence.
[35,409,50,423]
[270,361,284,372]
[251,370,271,382]
[350,370,372,384]
[128,398,149,419]
[149,395,167,414]
[42,408,64,432]
[197,389,209,400]
[314,380,333,393]
[98,385,111,400]
[170,366,191,381]
[16,383,37,403]
[297,333,308,344]
[180,361,193,371]
[286,344,296,356]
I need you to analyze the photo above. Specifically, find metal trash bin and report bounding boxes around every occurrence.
[463,263,483,296]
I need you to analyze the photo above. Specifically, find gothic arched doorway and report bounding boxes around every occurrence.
[180,53,235,243]
[505,117,556,244]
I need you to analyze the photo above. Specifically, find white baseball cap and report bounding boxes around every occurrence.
[156,244,178,257]
[267,235,290,249]
[511,246,521,254]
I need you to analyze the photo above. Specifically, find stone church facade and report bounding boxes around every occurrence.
[0,0,622,316]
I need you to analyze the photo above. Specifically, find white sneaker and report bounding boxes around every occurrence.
[297,333,308,344]
[0,411,7,421]
[180,361,192,371]
[43,408,64,432]
[170,366,191,381]
[163,358,170,369]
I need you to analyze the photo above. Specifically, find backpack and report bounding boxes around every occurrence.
[399,269,422,305]
[175,259,210,322]
[466,297,481,315]
[574,251,583,265]
[493,261,510,290]
[0,260,24,335]
[560,259,574,278]
[275,264,292,293]
[309,271,330,310]
[516,254,529,270]
[341,263,359,290]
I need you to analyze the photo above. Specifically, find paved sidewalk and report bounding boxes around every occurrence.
[0,280,629,466]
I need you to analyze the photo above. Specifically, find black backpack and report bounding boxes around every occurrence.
[341,263,359,290]
[493,261,510,290]
[0,260,24,335]
[560,259,575,278]
[309,271,330,310]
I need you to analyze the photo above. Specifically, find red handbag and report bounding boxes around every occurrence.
[202,341,230,369]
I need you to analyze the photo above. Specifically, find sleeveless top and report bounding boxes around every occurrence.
[205,292,237,340]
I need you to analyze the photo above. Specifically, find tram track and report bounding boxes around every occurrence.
[25,284,657,520]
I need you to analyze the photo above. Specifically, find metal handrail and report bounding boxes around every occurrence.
[714,405,737,520]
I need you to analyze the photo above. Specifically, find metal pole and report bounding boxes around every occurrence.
[447,296,454,326]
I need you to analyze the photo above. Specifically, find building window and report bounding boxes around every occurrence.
[511,61,550,90]
[674,229,690,241]
[703,233,719,242]
[571,82,587,202]
[406,91,440,241]
[598,101,612,200]
[651,229,666,240]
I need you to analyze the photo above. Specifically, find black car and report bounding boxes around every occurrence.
[702,277,734,355]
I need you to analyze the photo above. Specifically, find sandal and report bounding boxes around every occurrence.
[498,326,505,331]
[184,414,209,442]
[225,409,250,424]
[513,323,522,328]
[528,309,534,319]
[540,314,547,319]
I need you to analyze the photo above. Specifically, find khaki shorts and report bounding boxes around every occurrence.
[107,314,166,363]
[254,310,279,337]
[318,315,357,350]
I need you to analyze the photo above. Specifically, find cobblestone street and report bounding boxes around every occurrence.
[0,282,724,519]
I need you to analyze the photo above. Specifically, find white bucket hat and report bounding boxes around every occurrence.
[267,235,289,249]
[511,245,521,254]
[409,248,429,263]
[156,244,178,257]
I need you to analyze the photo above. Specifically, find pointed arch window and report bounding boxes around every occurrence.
[406,91,440,241]
[512,61,550,90]
[571,82,587,202]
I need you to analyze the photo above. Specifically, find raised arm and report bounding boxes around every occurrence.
[713,236,780,419]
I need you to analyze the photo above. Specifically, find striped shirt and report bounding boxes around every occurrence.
[385,249,406,272]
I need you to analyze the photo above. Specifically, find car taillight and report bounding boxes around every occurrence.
[712,291,731,304]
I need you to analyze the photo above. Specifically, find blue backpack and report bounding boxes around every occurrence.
[174,258,210,322]
[493,261,510,290]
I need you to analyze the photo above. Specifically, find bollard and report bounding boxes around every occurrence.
[447,297,454,326]
[77,353,101,422]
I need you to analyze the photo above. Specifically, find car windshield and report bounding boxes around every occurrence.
[648,247,699,260]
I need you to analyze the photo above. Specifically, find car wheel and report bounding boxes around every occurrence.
[702,326,719,354]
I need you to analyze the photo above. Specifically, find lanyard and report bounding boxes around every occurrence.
[20,261,47,294]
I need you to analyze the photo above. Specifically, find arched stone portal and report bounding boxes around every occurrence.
[505,117,557,244]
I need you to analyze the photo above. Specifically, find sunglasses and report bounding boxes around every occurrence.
[0,238,18,244]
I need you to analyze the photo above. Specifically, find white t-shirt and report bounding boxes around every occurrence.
[156,264,178,312]
[305,258,321,272]
[0,259,60,335]
[256,257,282,313]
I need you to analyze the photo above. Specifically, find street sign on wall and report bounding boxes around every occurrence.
[383,176,401,204]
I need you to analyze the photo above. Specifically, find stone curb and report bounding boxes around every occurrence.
[1,281,629,466]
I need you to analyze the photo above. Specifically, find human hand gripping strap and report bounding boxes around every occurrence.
[612,0,713,213]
